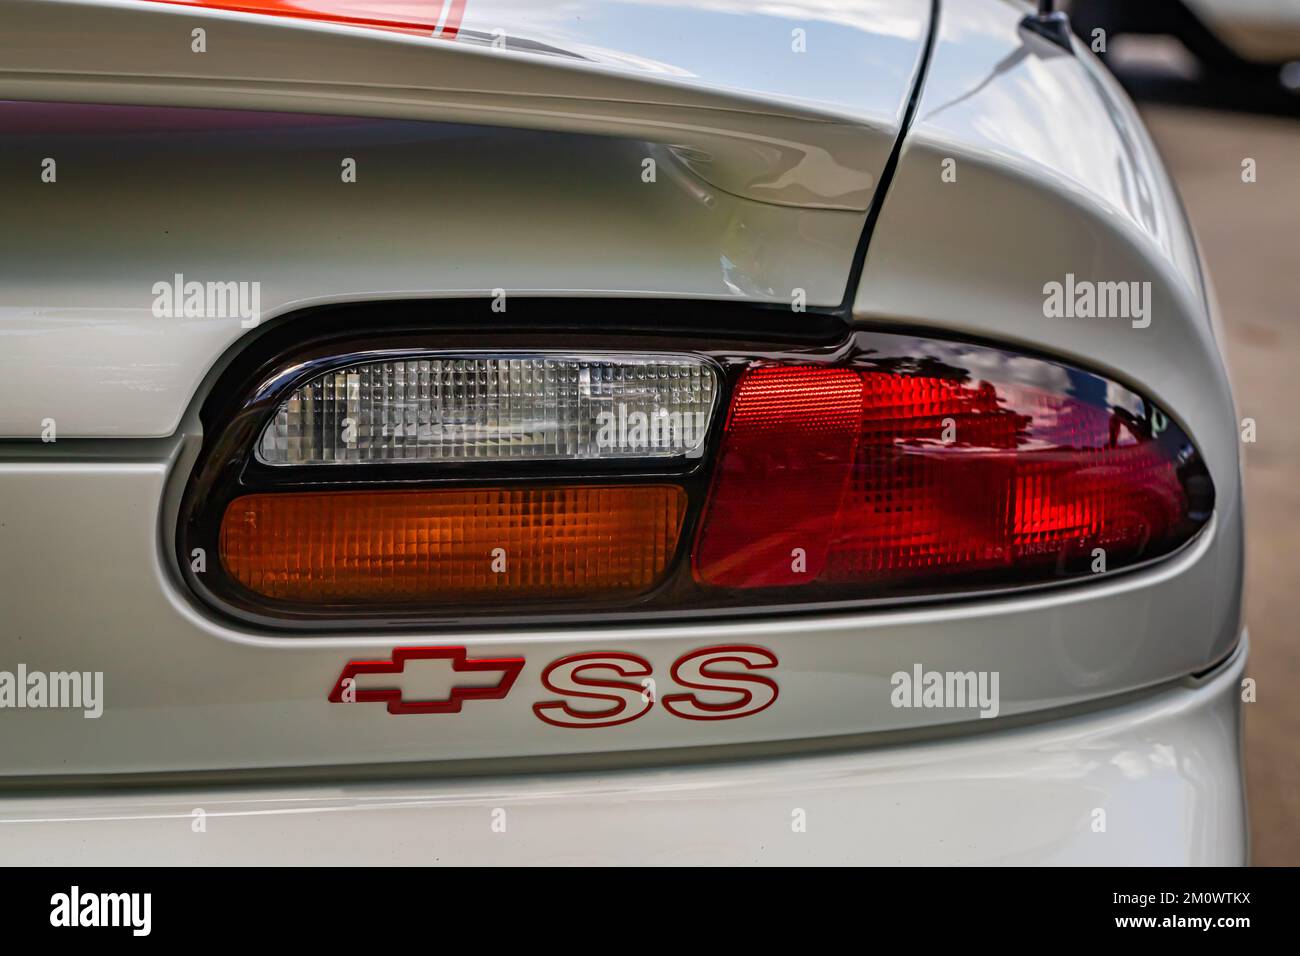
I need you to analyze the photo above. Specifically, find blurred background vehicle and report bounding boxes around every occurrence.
[1069,0,1300,108]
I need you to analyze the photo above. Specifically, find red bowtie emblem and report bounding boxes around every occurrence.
[328,646,524,715]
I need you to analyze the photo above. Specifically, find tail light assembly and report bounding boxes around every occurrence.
[177,304,1214,630]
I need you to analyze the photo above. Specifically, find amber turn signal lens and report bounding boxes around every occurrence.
[219,485,686,604]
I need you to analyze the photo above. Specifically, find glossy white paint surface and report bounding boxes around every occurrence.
[0,117,864,437]
[0,644,1247,865]
[0,0,929,209]
[0,0,931,438]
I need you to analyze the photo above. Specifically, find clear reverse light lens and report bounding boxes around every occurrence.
[257,353,718,465]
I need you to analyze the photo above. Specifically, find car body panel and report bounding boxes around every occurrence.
[853,0,1244,698]
[0,0,932,210]
[0,440,1237,776]
[0,107,866,438]
[0,0,933,438]
[0,641,1247,865]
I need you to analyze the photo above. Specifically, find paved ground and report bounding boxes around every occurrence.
[1138,102,1300,866]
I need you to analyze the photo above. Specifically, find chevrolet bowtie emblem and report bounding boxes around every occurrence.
[328,646,524,715]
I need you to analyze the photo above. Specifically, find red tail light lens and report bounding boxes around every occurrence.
[694,360,1210,593]
[691,367,863,587]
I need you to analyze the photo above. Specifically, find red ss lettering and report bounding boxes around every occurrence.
[661,645,779,721]
[533,645,778,727]
[532,652,654,728]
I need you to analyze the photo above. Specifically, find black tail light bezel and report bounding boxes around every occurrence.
[177,298,1214,633]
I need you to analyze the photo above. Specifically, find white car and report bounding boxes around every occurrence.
[1070,0,1300,79]
[0,0,1245,865]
